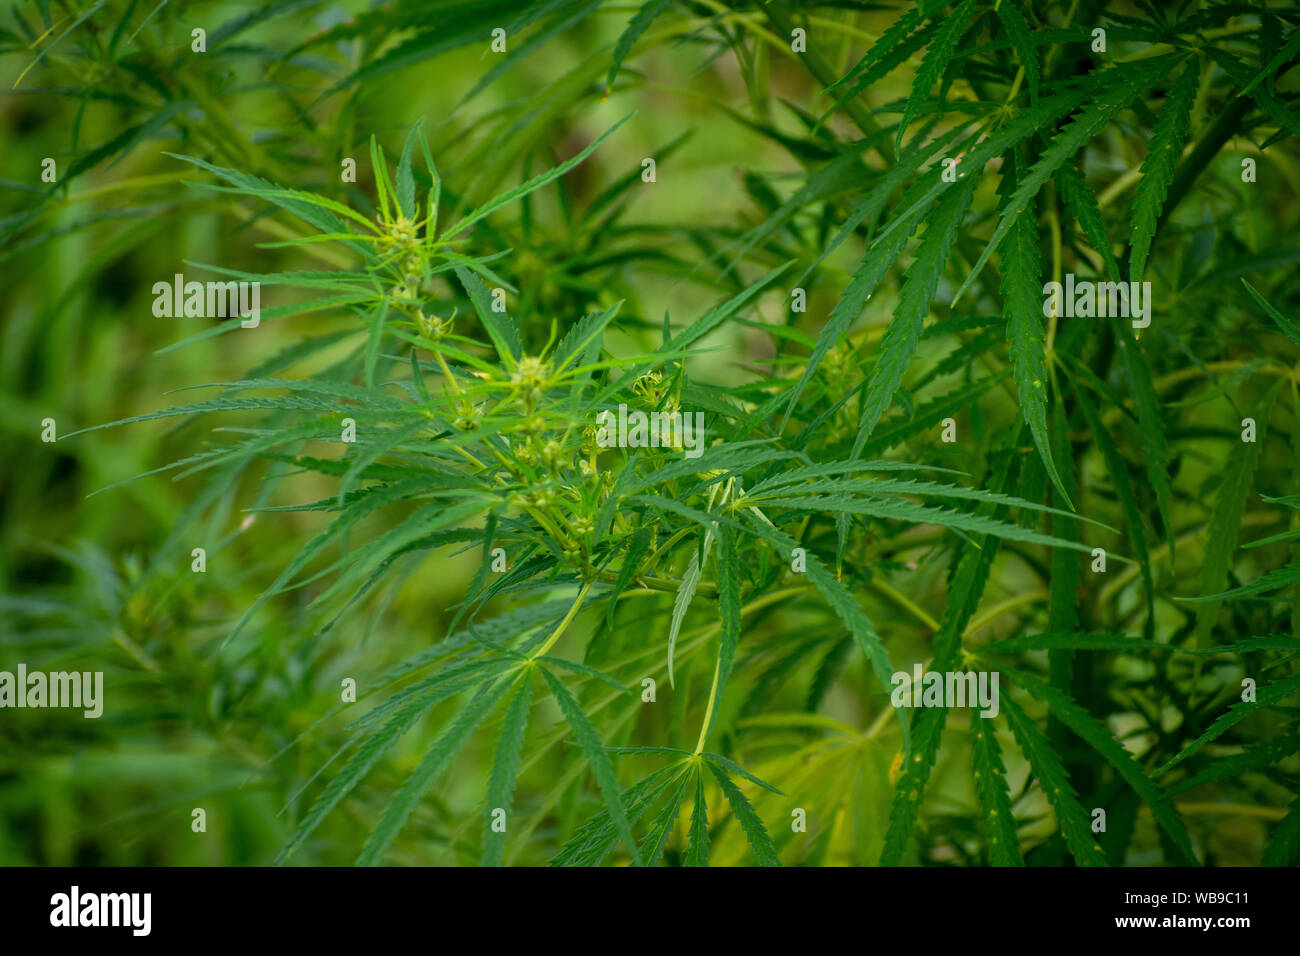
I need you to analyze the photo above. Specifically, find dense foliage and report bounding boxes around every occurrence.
[3,0,1300,866]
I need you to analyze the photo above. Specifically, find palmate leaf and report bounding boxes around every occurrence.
[348,658,517,737]
[275,659,510,865]
[356,673,518,865]
[169,153,378,245]
[748,494,1096,555]
[951,53,1184,304]
[1108,311,1175,565]
[738,513,899,746]
[308,496,493,612]
[63,394,400,440]
[1001,693,1108,866]
[994,0,1038,105]
[1192,378,1281,645]
[481,676,533,866]
[590,260,792,410]
[539,668,644,866]
[881,445,1014,865]
[998,151,1070,506]
[455,265,522,370]
[781,123,972,428]
[708,763,780,866]
[232,476,428,643]
[971,714,1024,866]
[683,768,710,866]
[551,764,684,866]
[820,14,937,127]
[824,3,922,98]
[1129,61,1199,285]
[994,665,1198,865]
[1166,732,1300,796]
[639,774,690,866]
[1155,670,1300,778]
[1055,162,1122,282]
[895,0,978,155]
[852,172,979,456]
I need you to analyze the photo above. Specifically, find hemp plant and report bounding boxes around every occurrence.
[5,0,1300,868]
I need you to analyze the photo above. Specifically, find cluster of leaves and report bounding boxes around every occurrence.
[5,0,1300,866]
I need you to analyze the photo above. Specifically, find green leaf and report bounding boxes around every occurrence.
[709,763,780,866]
[1000,665,1198,864]
[951,54,1182,304]
[1110,311,1175,566]
[971,714,1024,866]
[1167,732,1300,796]
[454,264,522,370]
[607,0,674,91]
[1193,379,1280,645]
[1262,797,1300,866]
[1240,26,1300,96]
[442,114,631,240]
[998,151,1068,506]
[749,494,1095,554]
[713,525,742,736]
[551,764,682,866]
[395,119,424,220]
[639,774,689,866]
[275,670,470,865]
[540,667,645,866]
[357,674,515,866]
[481,676,533,866]
[1129,62,1199,285]
[880,449,1013,866]
[852,172,979,455]
[824,4,922,98]
[994,0,1038,105]
[1001,693,1108,866]
[895,0,978,155]
[683,768,710,866]
[822,17,935,130]
[1155,671,1300,777]
[1185,564,1300,602]
[739,515,897,734]
[667,542,706,688]
[1055,162,1122,282]
[1241,279,1300,352]
[606,528,650,629]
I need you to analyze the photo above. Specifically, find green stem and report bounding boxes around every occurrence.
[530,581,594,660]
[693,659,722,754]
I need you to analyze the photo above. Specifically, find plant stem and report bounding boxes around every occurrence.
[693,659,722,754]
[530,580,594,660]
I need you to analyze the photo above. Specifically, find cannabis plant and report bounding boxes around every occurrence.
[3,0,1299,867]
